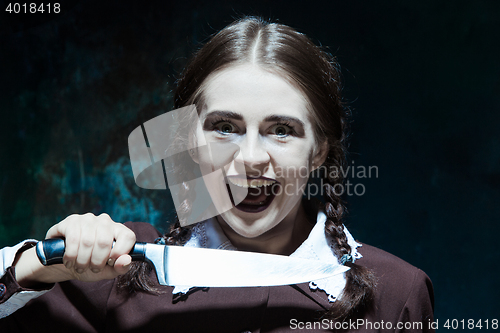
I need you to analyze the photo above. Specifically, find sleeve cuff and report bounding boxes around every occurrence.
[0,241,55,318]
[1,239,39,276]
[0,266,55,318]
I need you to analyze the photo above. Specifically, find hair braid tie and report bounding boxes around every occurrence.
[340,253,353,265]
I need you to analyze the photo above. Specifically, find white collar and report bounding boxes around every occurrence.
[173,209,362,302]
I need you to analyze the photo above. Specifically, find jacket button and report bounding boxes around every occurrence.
[0,283,6,298]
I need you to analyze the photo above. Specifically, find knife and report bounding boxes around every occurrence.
[35,239,349,287]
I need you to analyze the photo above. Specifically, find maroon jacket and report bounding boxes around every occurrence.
[0,222,434,332]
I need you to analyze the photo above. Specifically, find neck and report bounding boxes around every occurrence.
[216,202,315,255]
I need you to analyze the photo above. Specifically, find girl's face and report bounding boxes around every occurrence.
[193,64,326,238]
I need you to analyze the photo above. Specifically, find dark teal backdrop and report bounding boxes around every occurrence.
[1,0,499,324]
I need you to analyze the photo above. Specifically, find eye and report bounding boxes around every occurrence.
[270,124,293,138]
[215,122,236,135]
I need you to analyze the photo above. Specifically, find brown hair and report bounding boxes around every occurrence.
[119,16,376,320]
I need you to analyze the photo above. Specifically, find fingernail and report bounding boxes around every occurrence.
[91,268,101,274]
[76,268,84,274]
[66,261,73,269]
[107,258,115,266]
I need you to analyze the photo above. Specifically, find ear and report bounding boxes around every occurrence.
[188,131,200,164]
[311,139,329,172]
[189,148,199,164]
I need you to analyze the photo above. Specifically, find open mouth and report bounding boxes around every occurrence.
[225,176,280,213]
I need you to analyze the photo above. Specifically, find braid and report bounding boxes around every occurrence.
[163,218,191,245]
[322,150,377,319]
[156,159,197,247]
[324,193,350,258]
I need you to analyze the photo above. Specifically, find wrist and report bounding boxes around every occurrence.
[14,247,72,288]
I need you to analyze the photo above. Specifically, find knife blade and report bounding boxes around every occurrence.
[36,238,349,287]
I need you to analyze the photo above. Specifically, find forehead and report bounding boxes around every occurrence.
[200,64,311,122]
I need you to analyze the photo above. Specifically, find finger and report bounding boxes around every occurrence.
[88,225,114,273]
[113,254,132,275]
[62,222,81,270]
[45,216,69,239]
[74,218,97,274]
[45,224,62,240]
[108,225,136,265]
[46,216,79,269]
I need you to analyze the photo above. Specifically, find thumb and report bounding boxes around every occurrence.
[112,254,132,275]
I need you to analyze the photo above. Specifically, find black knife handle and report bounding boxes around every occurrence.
[35,239,148,266]
[35,238,65,266]
[129,242,147,262]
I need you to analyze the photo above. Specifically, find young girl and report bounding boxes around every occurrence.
[0,17,434,332]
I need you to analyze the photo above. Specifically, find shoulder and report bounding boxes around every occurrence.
[357,243,434,319]
[123,222,162,243]
[357,242,433,289]
[357,243,424,277]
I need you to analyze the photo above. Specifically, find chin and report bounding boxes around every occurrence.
[220,210,280,239]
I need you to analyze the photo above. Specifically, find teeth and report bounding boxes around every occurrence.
[228,178,276,188]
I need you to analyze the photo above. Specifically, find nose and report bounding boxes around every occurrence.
[233,131,270,171]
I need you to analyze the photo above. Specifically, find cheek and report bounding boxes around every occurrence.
[272,146,315,179]
[197,142,242,173]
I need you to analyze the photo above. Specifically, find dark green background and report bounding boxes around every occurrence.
[1,0,499,324]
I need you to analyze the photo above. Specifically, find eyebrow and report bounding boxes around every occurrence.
[205,110,243,121]
[205,110,305,127]
[264,115,305,127]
